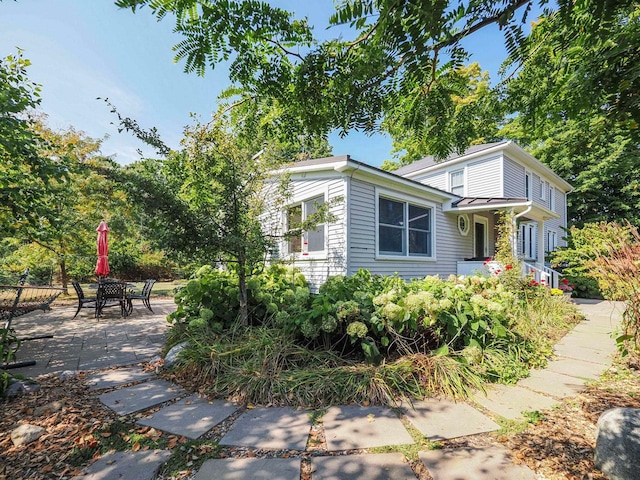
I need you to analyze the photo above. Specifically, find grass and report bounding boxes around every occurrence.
[170,325,485,406]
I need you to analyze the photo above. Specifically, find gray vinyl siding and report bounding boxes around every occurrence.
[415,172,446,190]
[503,156,525,198]
[347,178,467,280]
[544,188,567,250]
[467,156,502,197]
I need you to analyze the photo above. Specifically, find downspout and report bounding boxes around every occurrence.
[511,205,532,258]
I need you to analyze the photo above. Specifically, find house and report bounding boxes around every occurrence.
[263,141,572,291]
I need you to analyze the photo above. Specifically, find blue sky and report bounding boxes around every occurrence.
[1,1,524,166]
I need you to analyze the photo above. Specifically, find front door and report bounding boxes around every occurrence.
[474,216,488,258]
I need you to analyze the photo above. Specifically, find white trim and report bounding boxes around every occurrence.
[473,214,489,258]
[458,214,470,236]
[375,187,437,261]
[525,170,533,201]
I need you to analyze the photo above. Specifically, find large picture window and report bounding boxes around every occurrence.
[286,195,326,255]
[378,196,433,257]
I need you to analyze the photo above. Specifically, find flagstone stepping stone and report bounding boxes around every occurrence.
[194,457,300,480]
[554,343,614,364]
[322,405,414,451]
[72,449,171,480]
[99,379,184,415]
[219,406,311,450]
[402,398,499,440]
[310,452,416,479]
[545,357,608,380]
[517,369,586,398]
[137,395,238,439]
[472,385,557,421]
[86,367,155,390]
[419,445,537,480]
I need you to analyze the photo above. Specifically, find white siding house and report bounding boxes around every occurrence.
[266,142,572,291]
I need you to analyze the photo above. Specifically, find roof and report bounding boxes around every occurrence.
[393,141,573,193]
[281,155,457,201]
[452,197,528,207]
[394,142,508,176]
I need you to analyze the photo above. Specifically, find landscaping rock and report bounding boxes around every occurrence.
[594,408,640,480]
[34,399,65,417]
[163,341,189,368]
[5,378,41,399]
[59,370,78,381]
[11,424,45,446]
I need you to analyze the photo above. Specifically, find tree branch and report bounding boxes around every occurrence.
[264,38,304,61]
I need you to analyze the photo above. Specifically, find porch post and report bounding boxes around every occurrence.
[510,209,518,258]
[537,219,546,281]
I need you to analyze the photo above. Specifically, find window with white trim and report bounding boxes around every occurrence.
[286,195,325,255]
[449,169,464,196]
[378,196,433,257]
[521,222,536,259]
[525,171,532,200]
[540,180,547,201]
[549,186,556,211]
[547,230,558,252]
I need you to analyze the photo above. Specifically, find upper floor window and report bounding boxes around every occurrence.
[549,186,556,210]
[547,230,558,252]
[449,169,464,196]
[525,171,532,200]
[286,195,325,255]
[540,180,547,201]
[378,196,433,257]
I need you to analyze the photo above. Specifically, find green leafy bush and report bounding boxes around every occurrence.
[167,264,310,342]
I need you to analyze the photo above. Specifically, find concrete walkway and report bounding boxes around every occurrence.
[6,299,624,479]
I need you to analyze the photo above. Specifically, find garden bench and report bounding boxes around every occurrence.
[0,279,63,369]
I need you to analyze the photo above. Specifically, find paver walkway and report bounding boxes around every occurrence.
[8,299,624,479]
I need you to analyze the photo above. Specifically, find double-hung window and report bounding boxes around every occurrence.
[449,169,464,196]
[286,195,325,256]
[525,171,532,200]
[378,196,433,258]
[549,186,556,211]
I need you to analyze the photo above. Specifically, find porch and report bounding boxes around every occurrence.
[447,197,562,288]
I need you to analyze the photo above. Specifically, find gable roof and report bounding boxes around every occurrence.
[281,155,457,201]
[394,142,507,176]
[393,141,573,193]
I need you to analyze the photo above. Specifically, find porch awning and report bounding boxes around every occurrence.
[444,197,560,221]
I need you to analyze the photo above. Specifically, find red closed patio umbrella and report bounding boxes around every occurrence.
[95,221,110,278]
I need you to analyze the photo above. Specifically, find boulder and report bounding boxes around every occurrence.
[163,341,189,369]
[11,424,45,446]
[5,378,40,399]
[595,407,640,480]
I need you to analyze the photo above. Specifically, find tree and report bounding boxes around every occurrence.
[501,0,640,226]
[382,62,503,166]
[0,52,67,236]
[115,0,549,155]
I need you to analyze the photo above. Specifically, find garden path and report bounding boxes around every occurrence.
[8,299,623,479]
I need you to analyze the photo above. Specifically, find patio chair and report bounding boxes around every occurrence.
[71,281,97,319]
[96,281,128,318]
[126,279,156,314]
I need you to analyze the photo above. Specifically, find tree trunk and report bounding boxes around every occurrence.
[238,256,249,326]
[59,256,69,295]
